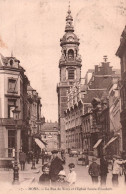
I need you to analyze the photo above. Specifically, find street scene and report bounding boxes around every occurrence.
[0,0,126,193]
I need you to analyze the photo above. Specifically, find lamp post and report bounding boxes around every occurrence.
[12,106,20,184]
[80,126,84,153]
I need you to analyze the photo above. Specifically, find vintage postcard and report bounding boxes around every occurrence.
[0,0,126,194]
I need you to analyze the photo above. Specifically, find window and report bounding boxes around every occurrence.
[8,99,16,118]
[68,49,74,60]
[8,130,15,157]
[68,69,74,79]
[10,59,13,66]
[8,78,17,92]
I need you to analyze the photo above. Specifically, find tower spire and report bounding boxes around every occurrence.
[65,1,74,32]
[11,50,13,57]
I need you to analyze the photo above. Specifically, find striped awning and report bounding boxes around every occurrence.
[103,136,118,149]
[34,138,47,149]
[93,139,102,149]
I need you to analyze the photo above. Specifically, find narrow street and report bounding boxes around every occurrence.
[0,154,125,189]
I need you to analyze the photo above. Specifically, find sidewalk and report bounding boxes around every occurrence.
[0,161,42,185]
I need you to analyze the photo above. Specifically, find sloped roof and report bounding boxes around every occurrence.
[82,89,106,103]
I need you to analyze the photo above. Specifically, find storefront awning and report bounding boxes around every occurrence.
[103,136,118,149]
[34,138,47,149]
[93,139,102,149]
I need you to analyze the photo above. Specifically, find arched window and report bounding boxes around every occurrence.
[68,49,74,59]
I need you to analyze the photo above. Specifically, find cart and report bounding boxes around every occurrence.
[77,153,86,165]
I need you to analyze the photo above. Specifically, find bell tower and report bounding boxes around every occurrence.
[57,5,82,149]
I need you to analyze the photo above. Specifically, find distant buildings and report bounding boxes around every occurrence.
[40,121,59,151]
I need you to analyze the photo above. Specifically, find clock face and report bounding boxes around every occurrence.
[68,36,74,42]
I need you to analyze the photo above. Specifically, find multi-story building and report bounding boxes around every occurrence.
[65,56,120,154]
[27,84,42,152]
[116,26,126,152]
[0,53,29,158]
[103,80,122,155]
[57,6,82,149]
[40,121,59,151]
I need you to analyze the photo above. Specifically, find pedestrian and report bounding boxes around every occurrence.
[67,163,76,186]
[61,150,66,165]
[39,164,51,186]
[27,151,30,164]
[85,152,89,167]
[88,157,100,185]
[112,155,126,187]
[49,150,63,182]
[56,170,68,187]
[41,149,45,165]
[100,154,108,186]
[19,151,26,171]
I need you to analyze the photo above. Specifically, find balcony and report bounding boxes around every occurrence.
[0,118,24,127]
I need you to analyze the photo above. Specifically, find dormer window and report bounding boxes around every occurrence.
[10,59,13,66]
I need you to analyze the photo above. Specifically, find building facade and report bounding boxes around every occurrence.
[0,54,29,158]
[106,81,122,155]
[57,7,82,149]
[116,26,126,152]
[65,56,120,155]
[27,84,42,152]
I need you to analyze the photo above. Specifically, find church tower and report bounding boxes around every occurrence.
[57,5,82,149]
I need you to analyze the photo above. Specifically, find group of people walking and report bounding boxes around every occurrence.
[18,148,126,187]
[88,154,126,187]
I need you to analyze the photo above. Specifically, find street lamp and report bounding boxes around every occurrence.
[12,106,20,184]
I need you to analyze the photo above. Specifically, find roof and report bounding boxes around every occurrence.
[82,89,106,103]
[40,122,58,132]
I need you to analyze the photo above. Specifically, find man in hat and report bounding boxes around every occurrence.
[88,157,100,184]
[100,154,108,186]
[112,155,126,186]
[49,150,63,182]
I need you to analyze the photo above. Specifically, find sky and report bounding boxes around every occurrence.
[0,0,126,122]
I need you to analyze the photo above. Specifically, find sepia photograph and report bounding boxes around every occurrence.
[0,0,126,193]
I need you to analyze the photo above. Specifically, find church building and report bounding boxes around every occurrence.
[57,6,82,148]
